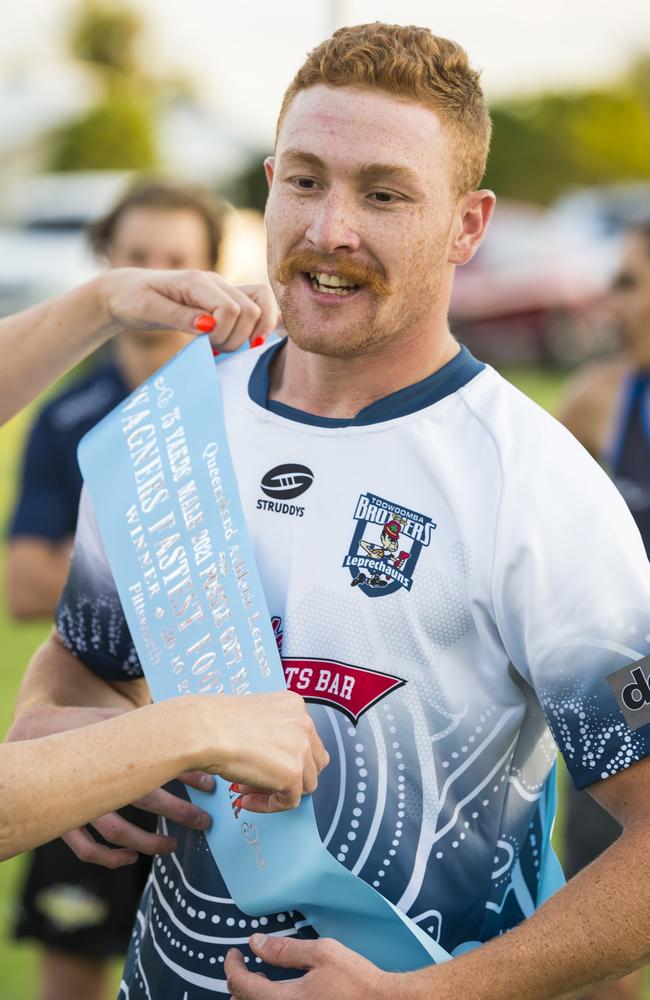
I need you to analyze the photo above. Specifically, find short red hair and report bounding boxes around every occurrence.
[277,22,492,195]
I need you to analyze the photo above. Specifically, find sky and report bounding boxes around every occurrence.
[3,0,650,148]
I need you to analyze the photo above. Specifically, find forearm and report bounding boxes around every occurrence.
[401,824,650,1000]
[0,275,115,426]
[6,539,72,620]
[0,698,202,860]
[11,634,149,740]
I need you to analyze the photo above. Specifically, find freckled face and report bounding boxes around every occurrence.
[264,85,460,358]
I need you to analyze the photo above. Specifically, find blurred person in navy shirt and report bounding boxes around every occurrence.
[559,221,650,1000]
[7,180,227,619]
[6,179,227,1000]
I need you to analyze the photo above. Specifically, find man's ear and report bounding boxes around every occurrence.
[263,157,276,191]
[448,190,496,266]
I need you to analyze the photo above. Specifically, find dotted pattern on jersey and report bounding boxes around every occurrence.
[540,680,648,782]
[535,611,650,787]
[373,563,472,664]
[57,586,141,677]
[451,540,471,579]
[286,585,375,664]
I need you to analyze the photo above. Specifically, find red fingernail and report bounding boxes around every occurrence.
[194,313,216,333]
[229,783,241,793]
[250,336,266,348]
[233,795,243,810]
[211,346,221,356]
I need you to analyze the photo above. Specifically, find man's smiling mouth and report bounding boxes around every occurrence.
[306,272,361,295]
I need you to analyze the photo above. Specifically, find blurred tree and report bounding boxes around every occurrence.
[223,155,270,213]
[50,85,156,171]
[49,0,157,171]
[627,54,650,107]
[70,0,141,76]
[484,74,650,203]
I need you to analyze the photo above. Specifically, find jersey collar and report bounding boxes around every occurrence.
[248,338,485,428]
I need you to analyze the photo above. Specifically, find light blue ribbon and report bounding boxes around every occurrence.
[78,337,449,972]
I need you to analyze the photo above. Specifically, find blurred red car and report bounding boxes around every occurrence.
[450,198,616,366]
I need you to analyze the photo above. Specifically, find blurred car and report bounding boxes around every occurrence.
[0,171,132,318]
[550,182,650,245]
[450,197,618,367]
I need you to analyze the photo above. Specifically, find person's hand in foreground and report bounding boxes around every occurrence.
[225,936,393,1000]
[101,267,276,350]
[0,267,278,425]
[4,690,327,866]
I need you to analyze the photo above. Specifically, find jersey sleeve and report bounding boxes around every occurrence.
[493,420,650,790]
[55,485,143,681]
[8,408,77,541]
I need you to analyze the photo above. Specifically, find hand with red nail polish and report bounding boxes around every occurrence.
[99,268,278,356]
[194,692,329,814]
[191,281,277,354]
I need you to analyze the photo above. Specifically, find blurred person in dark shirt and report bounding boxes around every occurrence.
[559,221,650,1000]
[6,179,228,1000]
[7,180,227,619]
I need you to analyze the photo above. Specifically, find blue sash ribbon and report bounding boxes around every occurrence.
[78,337,449,971]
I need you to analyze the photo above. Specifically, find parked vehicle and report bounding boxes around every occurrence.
[450,197,619,367]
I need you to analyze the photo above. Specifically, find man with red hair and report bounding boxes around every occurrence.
[13,22,650,1000]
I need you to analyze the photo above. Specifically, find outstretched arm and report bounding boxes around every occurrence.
[7,635,327,866]
[0,267,277,425]
[1,697,207,861]
[1,688,327,864]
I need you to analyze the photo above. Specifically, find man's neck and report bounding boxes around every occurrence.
[268,325,461,419]
[115,330,191,390]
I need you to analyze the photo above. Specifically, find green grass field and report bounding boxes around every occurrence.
[0,392,124,997]
[0,366,644,997]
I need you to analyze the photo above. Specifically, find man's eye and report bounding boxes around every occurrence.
[293,177,317,190]
[370,191,397,204]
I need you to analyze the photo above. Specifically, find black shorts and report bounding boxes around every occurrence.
[562,780,621,880]
[12,807,156,959]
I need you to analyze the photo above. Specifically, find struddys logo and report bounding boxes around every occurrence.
[343,492,436,597]
[272,616,405,723]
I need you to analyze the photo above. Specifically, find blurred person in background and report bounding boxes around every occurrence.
[7,180,228,619]
[5,179,230,1000]
[559,221,650,1000]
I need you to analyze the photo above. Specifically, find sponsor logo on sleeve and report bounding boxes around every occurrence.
[607,655,650,730]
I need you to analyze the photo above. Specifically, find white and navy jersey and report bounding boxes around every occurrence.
[57,341,650,997]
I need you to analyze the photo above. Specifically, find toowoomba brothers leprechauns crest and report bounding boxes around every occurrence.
[344,492,436,596]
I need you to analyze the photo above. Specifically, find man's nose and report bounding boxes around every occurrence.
[305,192,361,254]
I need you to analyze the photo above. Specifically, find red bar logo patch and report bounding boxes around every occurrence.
[282,656,405,724]
[271,617,405,723]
